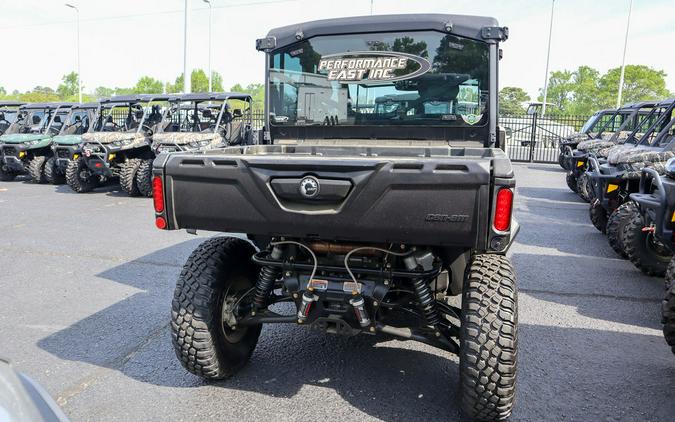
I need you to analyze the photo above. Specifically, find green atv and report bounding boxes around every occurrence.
[0,102,75,182]
[0,101,25,135]
[48,103,99,184]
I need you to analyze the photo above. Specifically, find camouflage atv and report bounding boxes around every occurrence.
[558,108,615,170]
[587,99,675,272]
[46,103,99,184]
[66,95,169,195]
[567,101,657,202]
[136,92,254,196]
[0,102,75,182]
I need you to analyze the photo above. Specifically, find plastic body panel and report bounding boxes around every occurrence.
[155,145,516,250]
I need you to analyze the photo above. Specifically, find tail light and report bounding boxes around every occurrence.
[152,176,164,213]
[493,188,513,232]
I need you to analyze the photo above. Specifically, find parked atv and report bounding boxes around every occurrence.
[47,103,99,185]
[0,102,74,182]
[135,92,254,196]
[588,100,675,272]
[66,95,169,195]
[0,101,25,135]
[568,101,658,201]
[152,15,518,421]
[558,108,615,170]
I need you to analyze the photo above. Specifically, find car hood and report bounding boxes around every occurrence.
[0,134,50,144]
[81,132,148,144]
[52,135,83,146]
[152,132,222,145]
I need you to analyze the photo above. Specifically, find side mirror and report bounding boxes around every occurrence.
[233,109,243,118]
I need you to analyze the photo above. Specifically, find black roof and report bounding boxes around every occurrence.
[71,102,100,110]
[264,14,502,51]
[620,101,659,110]
[101,94,172,104]
[0,101,25,107]
[167,92,252,102]
[20,102,77,110]
[656,98,675,106]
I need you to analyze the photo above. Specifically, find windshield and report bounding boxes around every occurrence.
[163,102,226,134]
[93,104,146,133]
[582,111,611,134]
[59,110,91,135]
[4,110,48,134]
[269,31,489,128]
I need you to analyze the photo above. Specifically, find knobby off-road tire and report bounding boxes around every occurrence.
[66,158,97,193]
[172,237,262,380]
[44,156,65,185]
[135,159,153,197]
[566,172,578,193]
[623,211,671,277]
[459,254,518,421]
[589,200,608,233]
[119,158,142,197]
[28,156,48,184]
[558,152,566,170]
[0,166,17,181]
[663,259,675,354]
[577,172,592,203]
[606,201,637,258]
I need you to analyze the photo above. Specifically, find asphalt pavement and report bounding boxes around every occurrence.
[0,163,673,421]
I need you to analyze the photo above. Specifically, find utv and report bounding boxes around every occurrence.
[152,15,517,421]
[66,95,169,195]
[135,92,254,196]
[47,103,99,184]
[0,101,25,135]
[587,99,675,267]
[557,108,615,170]
[567,101,657,201]
[0,102,75,182]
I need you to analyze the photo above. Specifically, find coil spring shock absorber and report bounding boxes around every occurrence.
[404,252,441,327]
[253,246,283,310]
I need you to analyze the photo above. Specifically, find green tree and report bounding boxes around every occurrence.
[499,87,530,115]
[598,65,670,106]
[538,70,575,112]
[133,76,164,94]
[231,83,264,109]
[94,86,115,98]
[57,72,80,99]
[167,69,224,93]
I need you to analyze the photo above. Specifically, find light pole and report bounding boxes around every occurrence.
[65,3,81,103]
[370,0,374,15]
[541,0,555,117]
[203,0,212,92]
[183,0,192,93]
[617,0,633,108]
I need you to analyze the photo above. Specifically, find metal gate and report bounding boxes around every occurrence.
[502,113,590,163]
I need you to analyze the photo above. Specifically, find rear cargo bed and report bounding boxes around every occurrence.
[155,145,513,247]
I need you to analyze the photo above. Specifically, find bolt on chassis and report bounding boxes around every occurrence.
[152,14,517,421]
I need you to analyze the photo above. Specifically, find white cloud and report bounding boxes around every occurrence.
[0,0,672,99]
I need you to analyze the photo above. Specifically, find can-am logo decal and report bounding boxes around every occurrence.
[318,51,431,84]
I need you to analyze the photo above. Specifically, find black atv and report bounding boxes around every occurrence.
[152,14,518,421]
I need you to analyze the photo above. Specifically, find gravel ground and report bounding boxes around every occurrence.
[0,162,673,421]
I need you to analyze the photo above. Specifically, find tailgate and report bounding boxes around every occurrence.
[157,153,495,248]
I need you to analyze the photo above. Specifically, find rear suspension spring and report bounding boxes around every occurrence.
[411,277,441,327]
[253,246,283,309]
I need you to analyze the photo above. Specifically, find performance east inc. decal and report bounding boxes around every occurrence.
[318,51,431,84]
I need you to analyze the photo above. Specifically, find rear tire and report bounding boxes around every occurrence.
[623,211,671,277]
[44,156,65,185]
[566,172,578,193]
[459,254,517,421]
[577,172,592,203]
[119,158,142,197]
[135,159,153,197]
[606,201,637,258]
[558,152,566,169]
[65,158,97,193]
[0,166,17,181]
[663,259,675,355]
[28,156,47,184]
[172,237,261,379]
[589,199,608,233]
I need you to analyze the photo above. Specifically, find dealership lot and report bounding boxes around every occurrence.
[0,163,673,421]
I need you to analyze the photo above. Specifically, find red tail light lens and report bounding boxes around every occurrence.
[155,216,167,230]
[152,176,164,213]
[493,188,513,232]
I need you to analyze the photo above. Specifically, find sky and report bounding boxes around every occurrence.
[0,0,673,99]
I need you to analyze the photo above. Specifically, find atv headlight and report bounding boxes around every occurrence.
[189,140,212,148]
[111,139,134,147]
[24,140,41,146]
